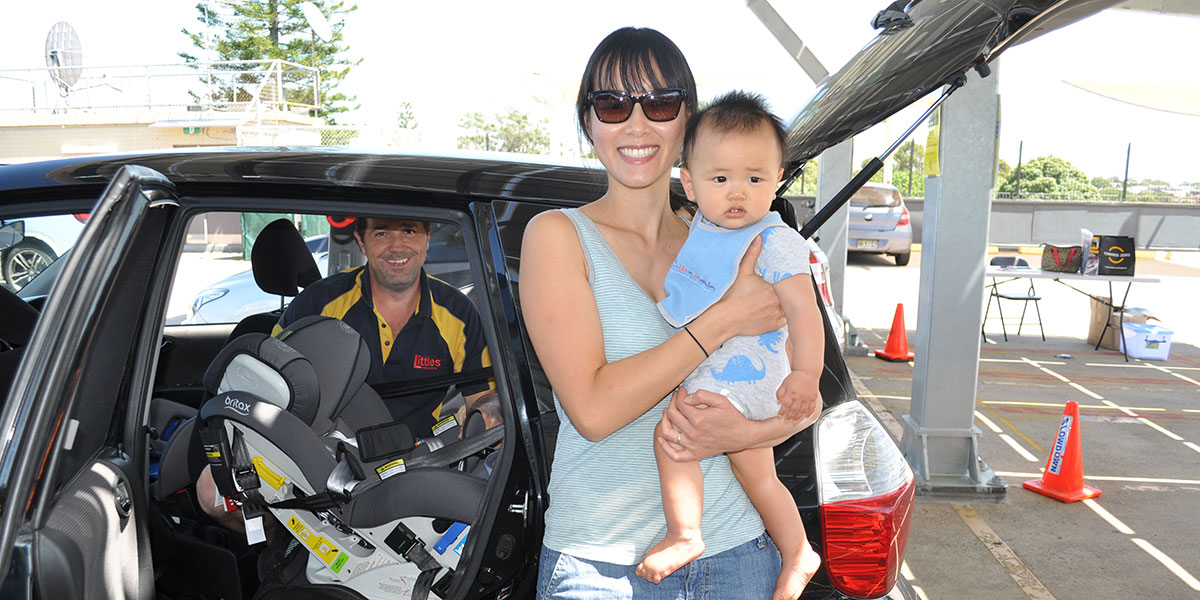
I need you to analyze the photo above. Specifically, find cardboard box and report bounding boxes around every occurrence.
[1087,297,1152,351]
[1121,322,1173,360]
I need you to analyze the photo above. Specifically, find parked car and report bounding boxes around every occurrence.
[847,183,913,266]
[0,2,1121,598]
[184,235,330,325]
[0,213,87,290]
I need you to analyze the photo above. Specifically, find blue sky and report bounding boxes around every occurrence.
[4,1,1198,184]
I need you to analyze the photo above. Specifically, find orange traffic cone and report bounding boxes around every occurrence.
[1023,401,1102,503]
[875,304,914,361]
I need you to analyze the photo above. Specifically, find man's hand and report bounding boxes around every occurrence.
[776,371,821,422]
[457,389,503,439]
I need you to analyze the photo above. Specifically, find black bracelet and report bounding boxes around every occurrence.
[683,325,709,358]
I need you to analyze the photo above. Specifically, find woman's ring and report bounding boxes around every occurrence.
[677,432,682,445]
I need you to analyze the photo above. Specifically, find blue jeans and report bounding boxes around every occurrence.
[537,533,780,599]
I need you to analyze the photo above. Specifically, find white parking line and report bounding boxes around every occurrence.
[1185,442,1200,455]
[983,358,1066,365]
[999,434,1041,462]
[996,471,1200,486]
[1085,362,1200,372]
[953,504,1056,600]
[900,561,931,600]
[1082,499,1134,534]
[982,400,1166,412]
[1131,538,1200,591]
[974,411,1003,433]
[1101,399,1138,417]
[1067,382,1104,400]
[1136,417,1184,441]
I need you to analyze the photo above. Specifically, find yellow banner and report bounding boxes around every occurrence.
[924,107,941,177]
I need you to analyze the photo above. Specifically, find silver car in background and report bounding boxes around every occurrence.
[847,182,912,266]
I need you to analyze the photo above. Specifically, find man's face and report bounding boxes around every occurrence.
[355,218,430,294]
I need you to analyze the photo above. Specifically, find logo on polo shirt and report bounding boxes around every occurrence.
[413,354,442,369]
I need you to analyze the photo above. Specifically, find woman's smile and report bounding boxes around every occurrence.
[618,145,660,161]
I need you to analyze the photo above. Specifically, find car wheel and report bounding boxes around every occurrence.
[893,252,911,267]
[3,240,56,291]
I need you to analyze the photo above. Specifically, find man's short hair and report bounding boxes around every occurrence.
[682,91,787,168]
[354,217,430,237]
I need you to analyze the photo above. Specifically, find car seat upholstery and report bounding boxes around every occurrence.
[0,284,39,402]
[194,315,499,600]
[226,218,322,341]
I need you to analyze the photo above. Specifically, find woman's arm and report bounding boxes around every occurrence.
[519,211,783,441]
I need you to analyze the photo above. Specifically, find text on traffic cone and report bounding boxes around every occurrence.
[1022,400,1101,503]
[875,303,914,362]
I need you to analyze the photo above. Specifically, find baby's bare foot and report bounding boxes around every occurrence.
[772,541,822,600]
[636,534,705,584]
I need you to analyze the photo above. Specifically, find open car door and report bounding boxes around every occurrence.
[0,165,178,598]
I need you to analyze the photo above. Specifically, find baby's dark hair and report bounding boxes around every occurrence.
[682,91,786,168]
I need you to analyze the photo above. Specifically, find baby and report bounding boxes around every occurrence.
[639,91,824,600]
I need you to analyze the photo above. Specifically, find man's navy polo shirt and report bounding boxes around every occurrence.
[275,266,492,435]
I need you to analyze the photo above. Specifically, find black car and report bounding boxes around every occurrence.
[0,2,1120,598]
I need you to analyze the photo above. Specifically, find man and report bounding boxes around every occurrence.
[275,217,493,432]
[197,216,497,535]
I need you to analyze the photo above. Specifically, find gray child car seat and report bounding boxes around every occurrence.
[196,315,500,600]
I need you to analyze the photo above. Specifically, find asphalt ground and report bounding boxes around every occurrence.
[841,251,1200,599]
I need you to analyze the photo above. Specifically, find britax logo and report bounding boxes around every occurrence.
[224,397,252,416]
[413,354,441,369]
[1047,415,1072,475]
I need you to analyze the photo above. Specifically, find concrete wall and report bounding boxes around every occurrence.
[902,198,1200,250]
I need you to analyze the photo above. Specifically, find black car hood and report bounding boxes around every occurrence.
[784,0,1123,167]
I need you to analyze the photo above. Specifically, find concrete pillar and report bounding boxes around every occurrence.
[816,139,852,309]
[900,65,1006,499]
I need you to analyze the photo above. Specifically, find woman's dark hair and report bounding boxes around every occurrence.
[575,27,699,146]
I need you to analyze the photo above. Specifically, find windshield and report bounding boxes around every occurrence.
[850,187,902,208]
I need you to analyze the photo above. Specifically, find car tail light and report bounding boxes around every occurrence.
[73,213,90,223]
[815,401,915,599]
[808,251,834,307]
[896,207,910,227]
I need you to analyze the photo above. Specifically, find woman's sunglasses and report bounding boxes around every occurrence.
[587,88,686,124]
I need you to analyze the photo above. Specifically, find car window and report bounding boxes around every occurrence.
[849,187,902,208]
[0,213,89,293]
[167,211,473,327]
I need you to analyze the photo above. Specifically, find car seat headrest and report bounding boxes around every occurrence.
[252,219,321,297]
[203,333,320,426]
[275,316,379,428]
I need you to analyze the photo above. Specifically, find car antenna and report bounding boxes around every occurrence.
[797,75,964,239]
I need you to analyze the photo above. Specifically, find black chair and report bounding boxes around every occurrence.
[982,256,1044,342]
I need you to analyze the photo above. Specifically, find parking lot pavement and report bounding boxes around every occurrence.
[849,333,1200,599]
[839,251,1200,599]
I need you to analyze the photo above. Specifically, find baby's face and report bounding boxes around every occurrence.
[681,123,784,229]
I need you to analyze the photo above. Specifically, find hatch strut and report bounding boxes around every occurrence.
[795,76,964,239]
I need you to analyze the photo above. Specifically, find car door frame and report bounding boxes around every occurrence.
[0,165,178,598]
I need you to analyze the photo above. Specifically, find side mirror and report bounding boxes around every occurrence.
[0,220,25,252]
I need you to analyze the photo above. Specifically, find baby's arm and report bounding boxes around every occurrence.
[772,272,824,421]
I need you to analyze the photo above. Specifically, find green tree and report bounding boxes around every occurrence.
[396,101,418,129]
[859,140,925,197]
[457,109,550,155]
[783,158,819,196]
[997,155,1099,200]
[997,158,1011,180]
[1139,178,1169,186]
[179,0,360,121]
[1090,176,1112,190]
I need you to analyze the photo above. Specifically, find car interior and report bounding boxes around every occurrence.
[1,204,511,600]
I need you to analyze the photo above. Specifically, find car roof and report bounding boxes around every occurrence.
[0,148,616,208]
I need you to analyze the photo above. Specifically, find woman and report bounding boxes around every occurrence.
[520,27,816,598]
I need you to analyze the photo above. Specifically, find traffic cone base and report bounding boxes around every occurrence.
[875,303,915,362]
[1023,400,1101,503]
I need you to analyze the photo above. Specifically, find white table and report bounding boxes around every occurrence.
[984,267,1160,361]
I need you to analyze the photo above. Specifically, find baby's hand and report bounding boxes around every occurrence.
[776,371,820,422]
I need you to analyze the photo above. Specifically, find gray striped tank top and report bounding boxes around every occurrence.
[541,208,764,565]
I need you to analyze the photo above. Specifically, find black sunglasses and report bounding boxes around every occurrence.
[587,88,686,123]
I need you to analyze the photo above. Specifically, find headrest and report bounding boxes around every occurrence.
[203,333,320,426]
[0,285,38,346]
[252,219,321,297]
[274,316,378,429]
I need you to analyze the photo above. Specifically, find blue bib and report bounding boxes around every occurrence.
[658,212,787,327]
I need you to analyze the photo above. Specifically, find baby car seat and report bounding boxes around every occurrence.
[196,315,500,600]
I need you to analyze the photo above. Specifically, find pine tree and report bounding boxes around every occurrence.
[179,0,359,122]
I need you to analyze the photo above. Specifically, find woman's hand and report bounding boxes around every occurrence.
[657,387,754,461]
[703,237,785,341]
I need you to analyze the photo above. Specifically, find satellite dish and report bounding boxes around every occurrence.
[299,2,333,42]
[45,22,83,92]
